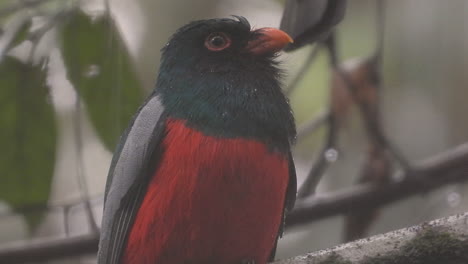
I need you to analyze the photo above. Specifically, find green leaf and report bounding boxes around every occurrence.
[60,10,144,150]
[0,57,57,230]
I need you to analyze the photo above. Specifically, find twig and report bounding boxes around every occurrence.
[297,113,337,198]
[0,233,99,263]
[0,0,54,18]
[27,7,75,63]
[0,194,103,218]
[285,44,321,96]
[374,0,385,66]
[335,67,411,170]
[286,142,468,228]
[296,109,329,140]
[0,14,30,63]
[326,20,410,171]
[74,99,99,234]
[296,35,338,199]
[342,1,390,242]
[63,205,71,237]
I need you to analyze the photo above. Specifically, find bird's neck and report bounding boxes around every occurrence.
[155,62,295,153]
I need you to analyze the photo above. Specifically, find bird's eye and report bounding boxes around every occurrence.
[205,32,231,51]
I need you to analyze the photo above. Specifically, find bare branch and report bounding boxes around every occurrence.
[296,35,338,199]
[278,212,468,263]
[296,114,337,198]
[74,98,99,234]
[0,234,99,264]
[374,0,386,65]
[335,65,411,170]
[286,142,468,228]
[0,0,54,18]
[296,109,329,139]
[27,7,75,62]
[0,14,29,63]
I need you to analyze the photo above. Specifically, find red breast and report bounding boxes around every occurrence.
[122,118,290,264]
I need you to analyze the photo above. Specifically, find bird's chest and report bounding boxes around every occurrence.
[122,118,289,264]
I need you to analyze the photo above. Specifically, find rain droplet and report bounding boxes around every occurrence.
[222,111,229,118]
[84,64,101,78]
[447,191,461,208]
[324,148,339,162]
[392,171,405,181]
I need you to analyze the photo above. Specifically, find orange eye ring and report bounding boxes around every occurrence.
[205,32,231,51]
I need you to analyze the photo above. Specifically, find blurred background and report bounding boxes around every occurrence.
[0,0,468,263]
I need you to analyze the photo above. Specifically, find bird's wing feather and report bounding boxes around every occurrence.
[269,150,297,261]
[98,94,167,264]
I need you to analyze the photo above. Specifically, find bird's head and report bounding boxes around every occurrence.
[158,16,293,74]
[156,17,296,146]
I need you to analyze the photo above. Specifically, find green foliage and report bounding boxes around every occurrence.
[60,10,144,151]
[0,57,56,230]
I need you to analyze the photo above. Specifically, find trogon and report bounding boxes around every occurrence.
[98,17,297,264]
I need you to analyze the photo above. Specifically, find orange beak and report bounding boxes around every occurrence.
[246,28,293,55]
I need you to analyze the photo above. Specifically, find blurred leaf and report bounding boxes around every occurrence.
[60,10,144,150]
[0,57,56,230]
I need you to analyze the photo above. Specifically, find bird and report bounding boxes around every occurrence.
[98,16,297,264]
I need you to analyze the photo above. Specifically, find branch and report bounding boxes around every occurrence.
[296,35,338,199]
[0,0,54,18]
[74,97,99,234]
[277,212,468,263]
[0,234,99,264]
[374,0,385,65]
[286,142,468,228]
[0,14,30,63]
[296,109,329,140]
[296,114,337,198]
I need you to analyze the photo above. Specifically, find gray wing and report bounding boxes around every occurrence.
[280,0,347,50]
[98,94,167,264]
